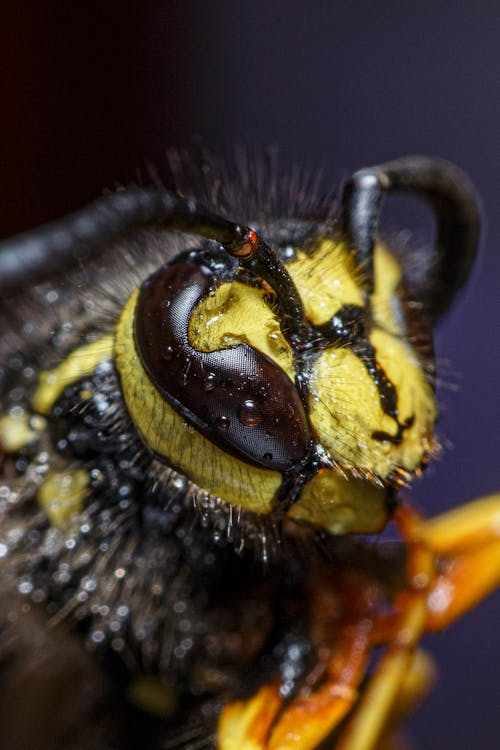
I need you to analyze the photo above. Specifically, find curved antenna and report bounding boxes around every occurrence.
[226,228,307,345]
[0,188,306,340]
[0,190,241,291]
[339,156,481,320]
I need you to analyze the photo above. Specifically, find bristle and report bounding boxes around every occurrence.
[163,145,339,224]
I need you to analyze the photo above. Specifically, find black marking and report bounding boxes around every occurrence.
[316,303,368,346]
[274,447,322,513]
[316,304,415,445]
[353,343,399,422]
[372,415,415,447]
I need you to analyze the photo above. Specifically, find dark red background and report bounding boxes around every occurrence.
[1,4,499,748]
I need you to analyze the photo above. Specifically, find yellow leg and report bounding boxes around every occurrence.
[419,493,500,555]
[218,623,371,750]
[217,496,500,750]
[418,493,500,630]
[217,683,284,750]
[374,648,436,750]
[336,506,434,750]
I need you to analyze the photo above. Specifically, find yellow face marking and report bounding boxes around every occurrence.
[285,237,363,325]
[189,280,295,382]
[115,290,281,514]
[37,469,89,528]
[288,238,436,482]
[309,347,392,475]
[370,327,436,467]
[371,244,406,336]
[32,336,114,414]
[114,234,436,529]
[287,468,389,534]
[308,335,435,479]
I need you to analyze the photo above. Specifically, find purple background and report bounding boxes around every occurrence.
[1,4,499,748]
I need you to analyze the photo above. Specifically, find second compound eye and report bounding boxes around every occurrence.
[133,251,311,472]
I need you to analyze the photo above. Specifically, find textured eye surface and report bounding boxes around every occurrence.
[134,255,311,472]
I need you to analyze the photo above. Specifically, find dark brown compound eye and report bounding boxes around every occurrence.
[134,250,311,472]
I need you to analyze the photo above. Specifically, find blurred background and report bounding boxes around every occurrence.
[1,3,499,748]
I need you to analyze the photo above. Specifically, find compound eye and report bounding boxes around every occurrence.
[134,257,310,472]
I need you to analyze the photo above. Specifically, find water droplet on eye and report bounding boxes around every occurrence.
[238,399,264,428]
[216,415,230,431]
[161,345,174,361]
[202,373,217,392]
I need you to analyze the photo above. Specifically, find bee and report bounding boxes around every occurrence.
[0,153,499,750]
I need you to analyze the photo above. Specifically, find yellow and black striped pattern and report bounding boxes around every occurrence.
[112,237,436,533]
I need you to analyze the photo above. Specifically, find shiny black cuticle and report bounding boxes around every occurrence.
[134,249,311,472]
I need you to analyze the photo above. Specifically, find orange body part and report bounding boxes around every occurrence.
[218,494,500,750]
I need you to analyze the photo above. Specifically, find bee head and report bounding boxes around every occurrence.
[1,157,477,535]
[114,157,479,534]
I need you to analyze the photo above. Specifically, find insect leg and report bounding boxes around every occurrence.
[218,623,371,750]
[419,493,500,630]
[336,506,434,750]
